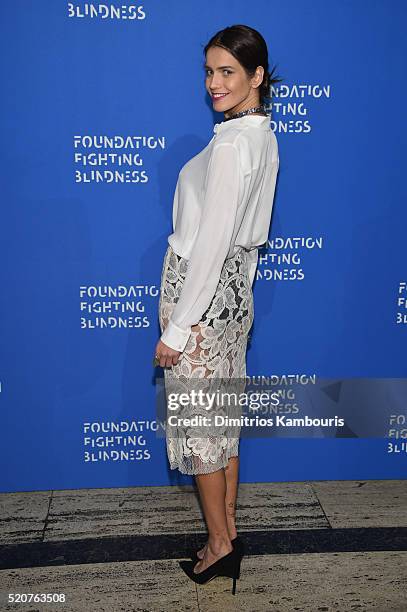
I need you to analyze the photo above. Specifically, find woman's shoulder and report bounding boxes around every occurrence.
[213,125,276,173]
[215,121,274,147]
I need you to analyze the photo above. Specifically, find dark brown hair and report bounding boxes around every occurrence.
[203,24,282,105]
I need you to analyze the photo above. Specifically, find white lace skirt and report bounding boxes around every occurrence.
[158,244,254,475]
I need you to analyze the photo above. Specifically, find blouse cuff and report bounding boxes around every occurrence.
[247,248,259,286]
[160,317,191,352]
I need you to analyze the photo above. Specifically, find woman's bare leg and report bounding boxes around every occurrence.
[193,467,233,573]
[224,456,239,539]
[185,323,238,566]
[196,456,239,559]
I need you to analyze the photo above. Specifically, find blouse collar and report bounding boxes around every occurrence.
[213,114,270,134]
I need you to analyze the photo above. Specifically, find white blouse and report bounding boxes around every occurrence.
[160,114,279,352]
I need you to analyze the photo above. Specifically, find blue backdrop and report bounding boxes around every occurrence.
[1,1,406,492]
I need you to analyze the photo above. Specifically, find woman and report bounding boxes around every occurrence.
[154,24,280,594]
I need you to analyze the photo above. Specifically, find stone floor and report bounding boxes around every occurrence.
[0,480,406,611]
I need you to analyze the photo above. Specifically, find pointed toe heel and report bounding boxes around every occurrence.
[179,545,242,595]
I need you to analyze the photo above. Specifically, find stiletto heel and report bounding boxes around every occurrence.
[179,544,241,595]
[223,548,241,594]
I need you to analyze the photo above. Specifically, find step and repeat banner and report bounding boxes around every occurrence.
[1,1,406,492]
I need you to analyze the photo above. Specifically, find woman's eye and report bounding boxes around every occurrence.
[205,70,232,76]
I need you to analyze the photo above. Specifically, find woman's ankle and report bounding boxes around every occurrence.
[227,521,237,540]
[207,535,233,556]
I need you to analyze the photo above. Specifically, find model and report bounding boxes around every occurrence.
[154,24,280,595]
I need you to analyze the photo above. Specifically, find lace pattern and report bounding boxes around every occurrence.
[158,244,254,475]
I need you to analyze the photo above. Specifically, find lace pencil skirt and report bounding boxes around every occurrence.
[158,244,254,475]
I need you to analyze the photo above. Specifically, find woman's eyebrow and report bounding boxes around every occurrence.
[203,64,235,70]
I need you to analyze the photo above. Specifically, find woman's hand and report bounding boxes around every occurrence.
[154,339,181,368]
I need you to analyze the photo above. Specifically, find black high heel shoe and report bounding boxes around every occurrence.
[179,544,241,595]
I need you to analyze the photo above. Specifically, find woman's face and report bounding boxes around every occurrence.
[204,46,264,118]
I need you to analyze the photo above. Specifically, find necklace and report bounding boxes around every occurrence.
[224,105,268,122]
